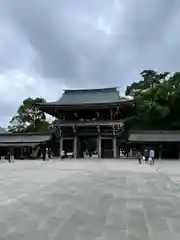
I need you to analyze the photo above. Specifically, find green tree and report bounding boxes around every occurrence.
[124,70,173,131]
[8,97,52,133]
[125,70,170,97]
[165,72,180,128]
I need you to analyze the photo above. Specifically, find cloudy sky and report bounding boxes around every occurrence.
[0,0,180,127]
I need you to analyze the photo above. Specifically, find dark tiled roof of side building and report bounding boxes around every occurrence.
[0,132,52,147]
[128,130,180,142]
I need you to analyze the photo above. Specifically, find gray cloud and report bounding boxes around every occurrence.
[4,0,180,84]
[0,0,180,126]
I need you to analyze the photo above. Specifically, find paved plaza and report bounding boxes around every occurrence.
[0,160,180,239]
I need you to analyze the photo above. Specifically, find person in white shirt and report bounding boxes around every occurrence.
[61,150,65,160]
[149,149,155,164]
[45,148,49,161]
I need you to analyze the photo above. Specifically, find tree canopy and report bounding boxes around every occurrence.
[8,97,52,133]
[125,70,180,130]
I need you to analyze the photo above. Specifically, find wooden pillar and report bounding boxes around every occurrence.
[158,150,161,160]
[113,136,117,158]
[59,131,63,159]
[20,147,23,159]
[158,145,162,160]
[98,135,101,158]
[73,135,77,158]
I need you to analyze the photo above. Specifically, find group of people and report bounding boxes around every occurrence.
[136,148,155,164]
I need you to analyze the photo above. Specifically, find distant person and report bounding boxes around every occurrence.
[48,148,52,158]
[45,148,49,161]
[149,149,155,164]
[136,151,142,164]
[60,150,65,160]
[11,155,14,163]
[42,149,46,161]
[7,151,11,163]
[143,149,149,163]
[0,155,3,163]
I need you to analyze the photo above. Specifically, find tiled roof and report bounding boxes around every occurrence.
[128,130,180,142]
[0,133,52,146]
[43,87,131,106]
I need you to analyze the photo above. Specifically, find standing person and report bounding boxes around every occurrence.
[136,151,142,164]
[45,148,49,161]
[48,148,52,159]
[149,149,155,164]
[0,156,5,163]
[152,149,155,164]
[60,150,65,160]
[143,148,149,163]
[42,148,46,161]
[7,151,11,163]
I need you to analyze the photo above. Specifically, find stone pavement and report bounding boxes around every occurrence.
[154,160,180,186]
[0,160,180,239]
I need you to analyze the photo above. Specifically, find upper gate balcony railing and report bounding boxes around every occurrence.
[54,119,124,127]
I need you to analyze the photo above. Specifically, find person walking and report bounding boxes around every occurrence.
[149,149,155,164]
[48,148,52,159]
[7,151,11,163]
[45,148,49,161]
[0,156,5,163]
[60,150,65,160]
[143,148,149,163]
[136,151,142,164]
[42,148,46,161]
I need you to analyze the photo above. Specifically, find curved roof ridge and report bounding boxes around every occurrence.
[63,87,118,93]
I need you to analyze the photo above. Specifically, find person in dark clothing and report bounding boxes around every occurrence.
[7,151,11,163]
[42,149,46,161]
[48,148,51,158]
[136,151,142,164]
[143,149,149,163]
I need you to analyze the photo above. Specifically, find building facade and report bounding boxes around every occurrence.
[128,130,180,159]
[0,131,52,159]
[37,87,135,158]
